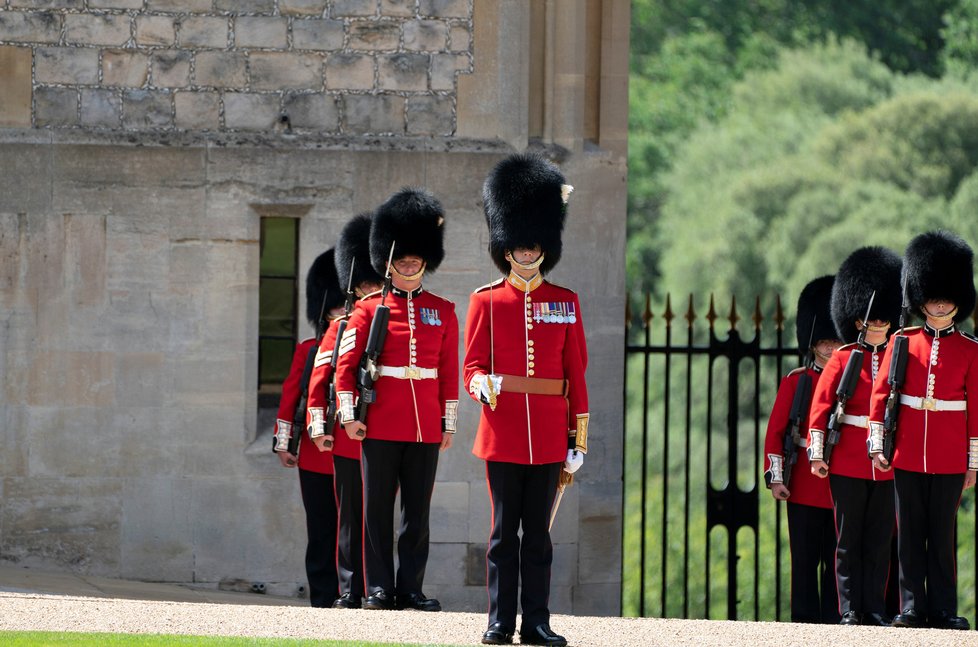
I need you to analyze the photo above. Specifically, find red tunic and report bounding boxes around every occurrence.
[808,342,892,482]
[277,337,334,475]
[334,288,459,444]
[869,327,978,474]
[763,367,833,508]
[465,278,589,465]
[307,319,360,460]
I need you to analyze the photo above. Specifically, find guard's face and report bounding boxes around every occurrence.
[923,299,956,317]
[510,245,542,265]
[814,339,842,357]
[355,281,383,297]
[393,255,424,276]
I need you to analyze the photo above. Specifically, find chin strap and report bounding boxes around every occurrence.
[506,251,546,271]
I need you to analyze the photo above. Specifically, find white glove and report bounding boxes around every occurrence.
[564,449,584,474]
[470,373,503,405]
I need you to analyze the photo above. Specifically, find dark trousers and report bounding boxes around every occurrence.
[786,502,839,623]
[893,469,964,615]
[485,460,561,632]
[829,474,895,615]
[333,455,364,599]
[298,468,339,607]
[361,438,439,596]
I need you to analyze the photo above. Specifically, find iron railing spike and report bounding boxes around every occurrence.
[706,294,718,330]
[643,293,653,328]
[664,293,675,324]
[752,296,763,331]
[685,294,696,328]
[728,295,740,331]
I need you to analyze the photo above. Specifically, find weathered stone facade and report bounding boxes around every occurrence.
[0,0,629,618]
[0,0,472,134]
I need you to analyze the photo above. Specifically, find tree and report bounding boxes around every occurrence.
[656,40,978,316]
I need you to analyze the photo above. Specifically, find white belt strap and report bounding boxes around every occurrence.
[900,394,967,412]
[378,365,438,380]
[839,414,869,428]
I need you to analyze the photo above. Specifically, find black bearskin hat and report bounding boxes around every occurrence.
[796,275,838,351]
[905,230,976,323]
[306,248,343,326]
[483,153,568,275]
[831,246,903,344]
[335,212,383,291]
[370,187,445,276]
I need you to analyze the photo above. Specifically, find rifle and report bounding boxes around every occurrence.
[286,282,333,457]
[781,370,813,488]
[309,260,357,450]
[773,316,817,488]
[879,272,910,462]
[354,242,396,432]
[822,291,875,471]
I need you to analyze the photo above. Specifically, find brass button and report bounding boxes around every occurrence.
[528,369,535,376]
[528,340,534,346]
[528,361,535,368]
[411,338,417,344]
[526,296,532,303]
[527,324,534,330]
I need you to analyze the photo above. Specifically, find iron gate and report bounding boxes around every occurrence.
[622,292,978,623]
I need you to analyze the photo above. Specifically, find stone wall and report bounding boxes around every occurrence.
[0,0,629,618]
[0,1,473,134]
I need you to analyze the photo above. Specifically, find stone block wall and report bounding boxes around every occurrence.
[0,1,473,134]
[0,0,631,618]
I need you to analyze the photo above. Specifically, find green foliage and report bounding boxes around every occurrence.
[943,0,978,76]
[657,40,978,311]
[628,0,975,296]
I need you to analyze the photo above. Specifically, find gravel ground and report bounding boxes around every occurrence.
[3,592,978,646]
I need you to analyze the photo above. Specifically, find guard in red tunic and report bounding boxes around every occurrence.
[336,188,459,612]
[763,275,840,623]
[807,246,902,626]
[306,213,384,609]
[272,249,343,608]
[465,154,587,647]
[868,230,978,630]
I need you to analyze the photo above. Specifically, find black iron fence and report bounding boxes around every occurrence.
[622,292,978,623]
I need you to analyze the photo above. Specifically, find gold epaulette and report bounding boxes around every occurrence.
[838,342,858,351]
[787,366,807,377]
[360,290,382,300]
[898,326,922,334]
[474,278,506,294]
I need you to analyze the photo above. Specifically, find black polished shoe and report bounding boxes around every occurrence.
[518,624,567,647]
[929,611,970,630]
[839,611,862,625]
[362,590,395,610]
[332,593,361,609]
[395,591,442,611]
[892,608,924,628]
[863,612,892,627]
[481,622,515,645]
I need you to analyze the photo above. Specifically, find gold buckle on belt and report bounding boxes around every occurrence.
[404,366,422,380]
[922,397,937,411]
